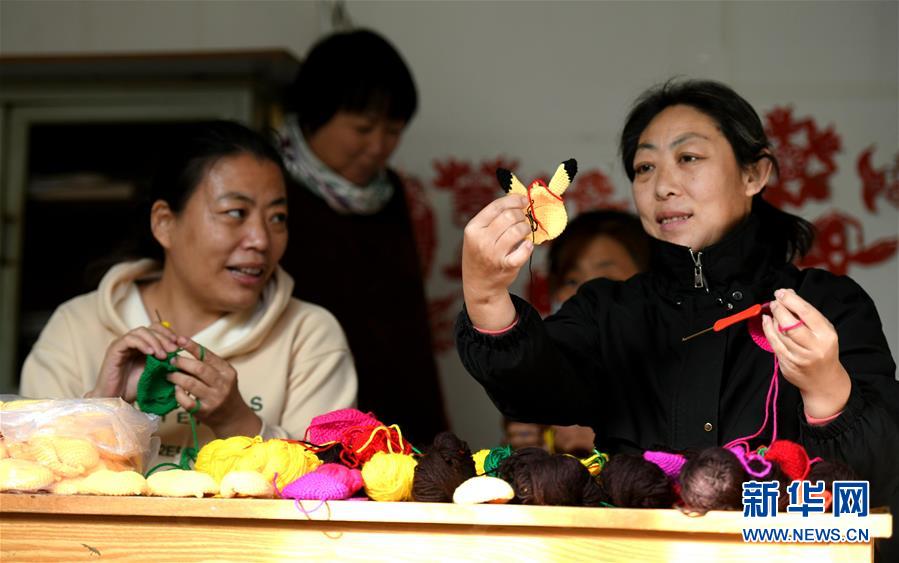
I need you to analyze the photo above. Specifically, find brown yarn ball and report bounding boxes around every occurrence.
[680,448,747,512]
[598,453,676,508]
[411,432,476,502]
[498,447,603,507]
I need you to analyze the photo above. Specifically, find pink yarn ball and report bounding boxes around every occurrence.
[305,408,381,444]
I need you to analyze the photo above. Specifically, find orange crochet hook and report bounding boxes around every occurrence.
[681,302,771,342]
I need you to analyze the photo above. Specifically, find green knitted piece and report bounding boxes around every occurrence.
[137,349,204,475]
[136,351,181,415]
[484,444,513,476]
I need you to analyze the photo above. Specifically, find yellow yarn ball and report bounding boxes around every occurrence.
[361,452,417,502]
[258,439,321,489]
[472,449,489,476]
[195,436,320,489]
[195,436,260,481]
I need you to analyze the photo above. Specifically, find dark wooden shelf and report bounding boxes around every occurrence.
[0,49,301,84]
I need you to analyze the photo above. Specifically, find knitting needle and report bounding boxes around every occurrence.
[155,309,172,329]
[681,302,771,342]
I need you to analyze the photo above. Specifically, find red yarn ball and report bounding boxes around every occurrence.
[342,424,413,466]
[764,440,811,481]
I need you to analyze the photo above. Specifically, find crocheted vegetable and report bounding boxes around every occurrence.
[29,436,101,478]
[496,159,578,245]
[81,470,148,496]
[0,458,56,492]
[6,441,35,461]
[147,469,218,498]
[219,471,275,499]
[453,475,515,504]
[280,463,364,501]
[50,476,85,495]
[1,398,159,471]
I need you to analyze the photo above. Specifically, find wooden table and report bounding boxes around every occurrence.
[0,494,891,561]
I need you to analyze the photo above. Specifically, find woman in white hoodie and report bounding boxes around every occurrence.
[20,121,357,462]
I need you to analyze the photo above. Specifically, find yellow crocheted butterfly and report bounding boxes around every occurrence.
[496,159,578,245]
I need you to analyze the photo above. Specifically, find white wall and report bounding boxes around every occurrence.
[3,0,897,449]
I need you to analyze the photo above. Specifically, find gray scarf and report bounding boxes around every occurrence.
[279,115,394,215]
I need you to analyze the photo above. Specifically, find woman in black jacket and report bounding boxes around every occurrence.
[456,80,898,521]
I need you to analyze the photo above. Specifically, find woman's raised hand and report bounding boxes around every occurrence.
[461,194,533,330]
[166,337,261,438]
[761,288,852,419]
[90,322,180,402]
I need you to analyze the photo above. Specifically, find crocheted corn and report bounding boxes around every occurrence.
[147,469,218,498]
[29,436,101,478]
[219,471,275,499]
[0,458,56,492]
[81,470,148,496]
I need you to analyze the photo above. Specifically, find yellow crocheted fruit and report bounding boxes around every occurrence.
[453,475,515,505]
[81,470,148,496]
[218,470,275,499]
[497,159,577,245]
[147,469,218,498]
[30,436,101,478]
[0,458,57,492]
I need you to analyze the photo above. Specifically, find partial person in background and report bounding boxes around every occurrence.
[278,29,447,443]
[547,210,651,310]
[21,121,357,463]
[547,210,652,456]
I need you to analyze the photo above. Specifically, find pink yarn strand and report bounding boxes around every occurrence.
[728,446,773,479]
[725,356,780,452]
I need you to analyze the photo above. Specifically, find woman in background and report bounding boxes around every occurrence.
[21,121,357,463]
[279,29,447,443]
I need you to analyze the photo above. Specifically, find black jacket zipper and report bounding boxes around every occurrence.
[688,248,709,292]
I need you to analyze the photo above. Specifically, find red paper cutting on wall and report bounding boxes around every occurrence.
[764,106,841,208]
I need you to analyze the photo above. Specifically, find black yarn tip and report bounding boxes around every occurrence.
[496,168,513,193]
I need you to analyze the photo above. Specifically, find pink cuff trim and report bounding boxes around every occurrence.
[805,410,843,426]
[473,315,519,336]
